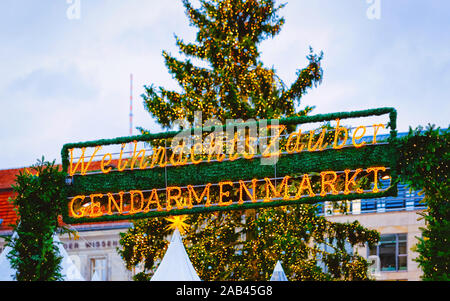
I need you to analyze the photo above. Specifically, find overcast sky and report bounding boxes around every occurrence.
[0,0,449,169]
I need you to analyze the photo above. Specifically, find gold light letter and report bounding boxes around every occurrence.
[366,166,386,193]
[107,192,124,215]
[320,171,339,196]
[219,181,234,206]
[352,126,367,148]
[333,119,348,149]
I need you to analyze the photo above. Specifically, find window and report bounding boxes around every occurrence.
[351,199,361,215]
[369,234,407,272]
[90,257,108,281]
[361,199,377,213]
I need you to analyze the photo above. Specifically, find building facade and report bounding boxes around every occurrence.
[322,182,425,280]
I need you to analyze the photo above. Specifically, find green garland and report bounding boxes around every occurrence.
[61,107,396,171]
[67,144,394,195]
[397,125,449,280]
[68,188,397,225]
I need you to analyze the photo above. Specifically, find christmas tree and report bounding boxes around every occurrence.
[139,0,322,128]
[119,0,379,281]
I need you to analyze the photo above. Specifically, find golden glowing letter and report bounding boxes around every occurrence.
[89,193,104,217]
[333,119,348,150]
[166,186,183,211]
[262,125,286,157]
[219,181,234,206]
[264,176,291,202]
[228,132,240,161]
[129,190,145,214]
[295,131,305,153]
[352,126,367,148]
[242,136,257,160]
[320,171,339,197]
[366,166,386,193]
[143,189,163,212]
[286,131,297,154]
[206,133,226,163]
[170,142,188,166]
[238,179,258,204]
[117,143,129,172]
[101,153,113,174]
[151,146,167,168]
[344,169,364,195]
[308,128,329,151]
[69,195,86,218]
[286,130,303,154]
[190,142,203,164]
[187,184,212,208]
[69,146,102,176]
[295,174,315,198]
[107,192,124,215]
[372,124,386,144]
[68,147,84,176]
[130,141,148,170]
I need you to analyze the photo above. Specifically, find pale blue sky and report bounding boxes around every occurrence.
[0,0,449,169]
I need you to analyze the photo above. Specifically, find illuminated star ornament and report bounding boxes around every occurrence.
[165,215,190,235]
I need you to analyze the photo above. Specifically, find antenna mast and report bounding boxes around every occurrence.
[130,73,133,137]
[129,73,133,153]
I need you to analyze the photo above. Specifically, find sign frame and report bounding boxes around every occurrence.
[61,107,398,224]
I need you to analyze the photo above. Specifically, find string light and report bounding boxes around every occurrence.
[69,166,389,219]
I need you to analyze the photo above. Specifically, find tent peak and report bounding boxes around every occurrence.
[270,260,288,281]
[150,229,200,281]
[171,228,182,242]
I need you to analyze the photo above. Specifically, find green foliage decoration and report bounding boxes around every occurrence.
[3,158,67,281]
[397,125,449,280]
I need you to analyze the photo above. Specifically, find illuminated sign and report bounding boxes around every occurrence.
[61,107,398,224]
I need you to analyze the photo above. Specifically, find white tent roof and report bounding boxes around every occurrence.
[91,270,101,281]
[0,233,84,281]
[54,234,85,281]
[151,229,201,281]
[270,261,288,281]
[0,241,15,281]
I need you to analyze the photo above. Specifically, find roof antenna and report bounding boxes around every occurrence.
[129,73,134,153]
